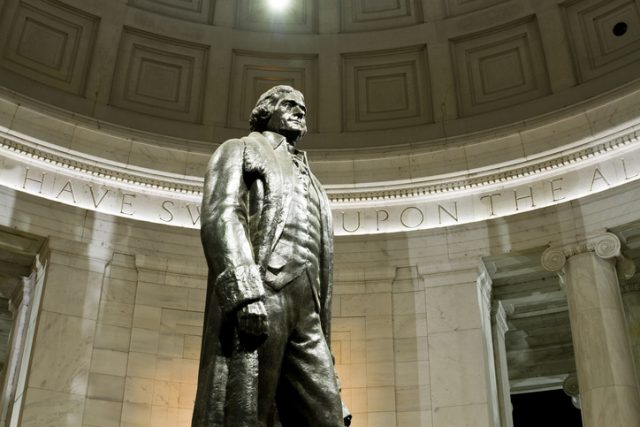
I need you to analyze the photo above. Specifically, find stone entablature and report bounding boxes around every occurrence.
[1,86,640,235]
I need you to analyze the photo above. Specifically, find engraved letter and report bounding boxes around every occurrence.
[480,193,501,216]
[549,178,565,202]
[513,187,535,211]
[55,181,77,203]
[400,207,424,229]
[22,168,46,194]
[120,193,136,215]
[376,210,389,231]
[186,204,201,226]
[438,202,458,224]
[620,158,639,180]
[589,168,610,191]
[341,211,361,233]
[89,186,110,208]
[160,200,175,223]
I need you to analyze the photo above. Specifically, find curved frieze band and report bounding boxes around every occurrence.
[1,116,640,235]
[332,129,640,234]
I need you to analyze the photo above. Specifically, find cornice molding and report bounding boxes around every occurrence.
[0,130,202,197]
[327,129,639,204]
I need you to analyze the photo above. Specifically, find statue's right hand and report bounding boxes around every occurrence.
[236,300,269,348]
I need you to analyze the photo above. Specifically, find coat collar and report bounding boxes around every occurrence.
[259,131,310,166]
[261,131,287,150]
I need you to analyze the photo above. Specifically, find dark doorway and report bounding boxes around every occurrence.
[511,389,582,427]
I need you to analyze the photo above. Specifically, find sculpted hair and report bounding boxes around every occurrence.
[249,85,301,132]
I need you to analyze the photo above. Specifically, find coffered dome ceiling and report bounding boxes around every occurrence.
[0,0,639,151]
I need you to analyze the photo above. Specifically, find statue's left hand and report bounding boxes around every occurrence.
[236,300,269,349]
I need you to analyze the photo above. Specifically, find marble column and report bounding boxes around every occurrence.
[542,233,640,427]
[491,301,513,427]
[621,280,640,383]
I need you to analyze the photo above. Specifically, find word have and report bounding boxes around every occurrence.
[22,168,201,227]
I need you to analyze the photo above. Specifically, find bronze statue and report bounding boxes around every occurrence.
[192,86,350,427]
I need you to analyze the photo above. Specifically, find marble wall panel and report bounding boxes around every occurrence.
[396,385,430,412]
[21,388,85,427]
[10,106,75,149]
[426,282,481,333]
[226,50,318,130]
[128,0,215,24]
[368,410,396,426]
[0,97,18,127]
[83,398,121,427]
[87,372,125,401]
[93,324,131,351]
[235,0,317,33]
[126,142,189,175]
[432,402,490,427]
[81,252,135,426]
[341,0,422,32]
[428,329,488,408]
[91,349,129,377]
[450,16,551,116]
[0,0,99,95]
[69,126,132,165]
[27,310,95,395]
[397,410,432,427]
[109,27,208,123]
[353,155,412,184]
[131,298,161,324]
[562,0,640,82]
[136,283,189,310]
[444,0,509,17]
[342,45,432,131]
[41,262,103,320]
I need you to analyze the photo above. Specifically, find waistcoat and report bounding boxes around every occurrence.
[264,148,322,291]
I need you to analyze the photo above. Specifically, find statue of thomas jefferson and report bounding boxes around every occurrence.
[192,86,349,427]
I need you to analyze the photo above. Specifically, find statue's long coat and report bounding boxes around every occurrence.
[192,131,334,426]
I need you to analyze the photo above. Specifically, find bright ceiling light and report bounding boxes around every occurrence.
[266,0,290,12]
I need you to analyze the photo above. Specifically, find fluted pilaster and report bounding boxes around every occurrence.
[491,301,513,427]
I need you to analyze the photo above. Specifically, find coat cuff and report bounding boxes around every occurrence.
[215,265,265,313]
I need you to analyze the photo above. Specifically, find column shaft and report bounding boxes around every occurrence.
[621,284,640,385]
[563,252,640,427]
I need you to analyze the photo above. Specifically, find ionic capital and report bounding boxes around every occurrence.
[563,373,581,410]
[542,232,622,272]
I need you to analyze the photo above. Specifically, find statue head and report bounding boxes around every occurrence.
[249,85,307,144]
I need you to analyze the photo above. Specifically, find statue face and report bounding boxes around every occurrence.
[266,91,307,143]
